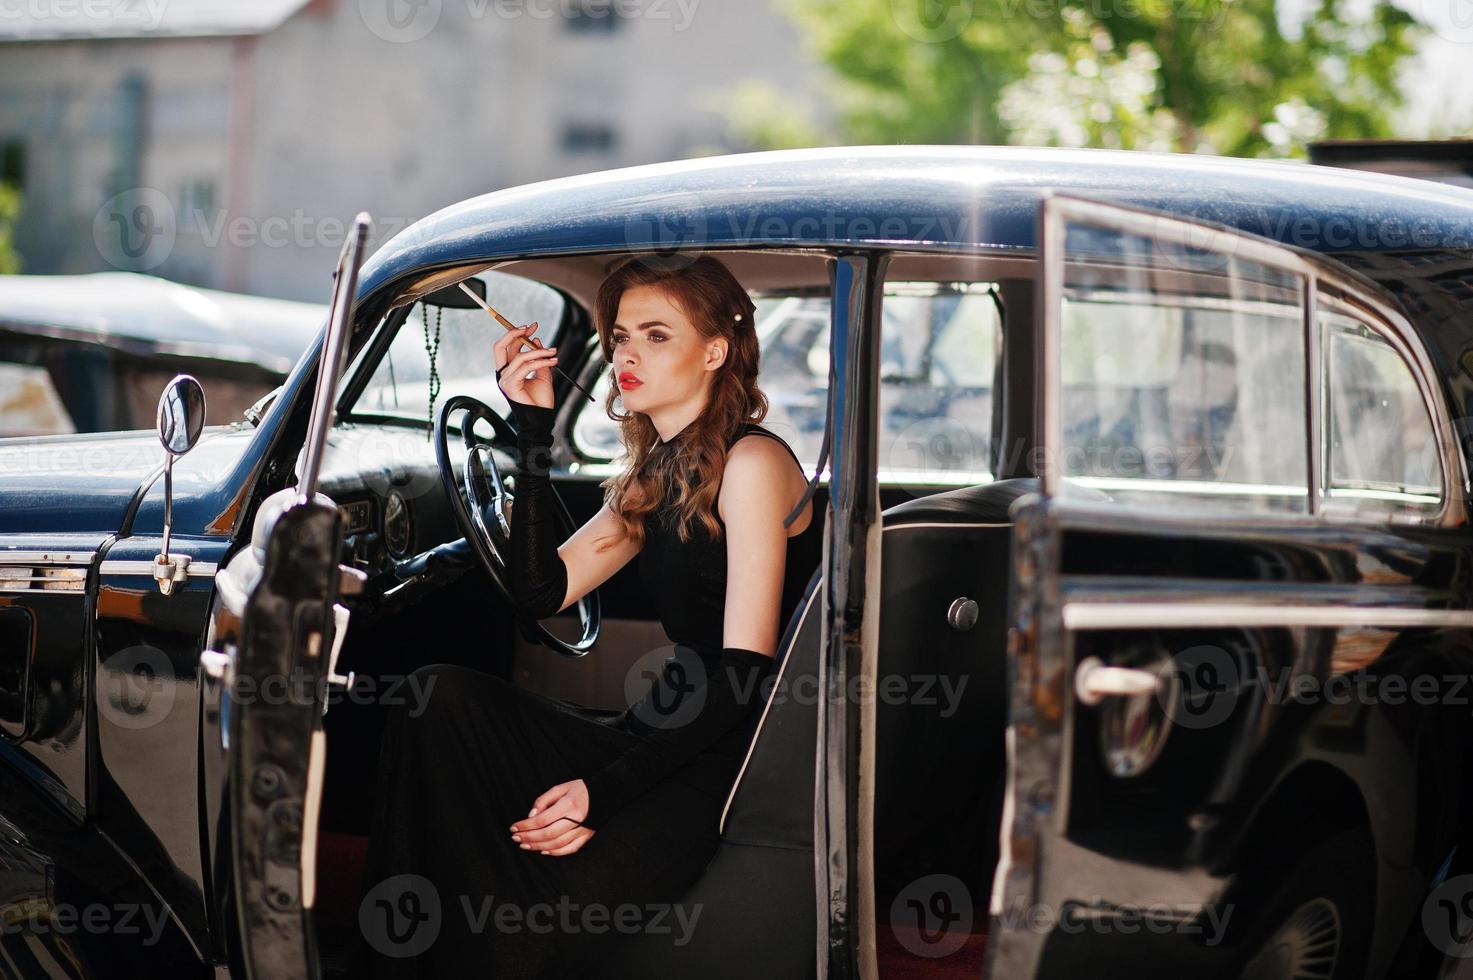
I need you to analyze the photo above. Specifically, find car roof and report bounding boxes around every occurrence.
[358,145,1473,301]
[0,272,325,374]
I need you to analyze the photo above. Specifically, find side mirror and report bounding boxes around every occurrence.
[157,374,205,455]
[154,374,206,595]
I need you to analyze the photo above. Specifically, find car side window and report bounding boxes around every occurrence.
[876,282,998,484]
[569,284,1002,490]
[1323,311,1441,519]
[1062,294,1311,507]
[572,294,832,467]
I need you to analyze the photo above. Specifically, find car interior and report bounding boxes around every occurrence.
[290,247,1029,977]
[298,240,1411,975]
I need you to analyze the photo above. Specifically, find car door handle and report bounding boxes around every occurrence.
[1074,656,1161,706]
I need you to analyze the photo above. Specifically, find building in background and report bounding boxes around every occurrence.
[0,0,823,300]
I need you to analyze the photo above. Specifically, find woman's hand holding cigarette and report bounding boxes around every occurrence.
[494,321,558,410]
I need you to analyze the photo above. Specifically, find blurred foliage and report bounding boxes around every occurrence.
[0,184,20,274]
[736,0,1421,158]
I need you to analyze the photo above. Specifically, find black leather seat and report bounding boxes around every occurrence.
[598,479,1064,977]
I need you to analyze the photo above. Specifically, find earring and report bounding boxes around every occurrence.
[734,312,743,322]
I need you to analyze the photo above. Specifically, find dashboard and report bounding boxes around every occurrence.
[313,421,514,596]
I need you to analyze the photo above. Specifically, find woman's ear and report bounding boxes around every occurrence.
[705,337,728,371]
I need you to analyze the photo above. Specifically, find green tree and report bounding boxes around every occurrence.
[739,0,1420,157]
[0,183,20,274]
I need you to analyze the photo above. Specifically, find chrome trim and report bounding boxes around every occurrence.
[99,560,219,577]
[1305,270,1322,515]
[0,551,96,566]
[1062,600,1473,631]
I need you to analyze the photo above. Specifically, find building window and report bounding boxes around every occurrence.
[560,122,617,154]
[565,0,621,34]
[0,141,24,190]
[177,179,217,232]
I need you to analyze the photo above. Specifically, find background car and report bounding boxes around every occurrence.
[0,271,323,437]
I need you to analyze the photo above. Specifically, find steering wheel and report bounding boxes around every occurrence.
[433,394,600,657]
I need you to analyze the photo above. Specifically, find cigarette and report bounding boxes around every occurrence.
[459,281,596,403]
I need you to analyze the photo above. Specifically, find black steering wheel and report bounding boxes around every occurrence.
[433,394,600,657]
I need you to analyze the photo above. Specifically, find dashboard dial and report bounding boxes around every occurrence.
[384,490,412,558]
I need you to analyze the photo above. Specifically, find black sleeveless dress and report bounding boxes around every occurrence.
[358,424,817,979]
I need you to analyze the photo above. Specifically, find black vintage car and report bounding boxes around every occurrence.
[0,271,323,439]
[4,146,1473,980]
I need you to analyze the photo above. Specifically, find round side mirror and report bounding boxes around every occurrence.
[156,374,206,456]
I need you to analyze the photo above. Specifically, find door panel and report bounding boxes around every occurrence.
[989,197,1473,979]
[214,215,368,980]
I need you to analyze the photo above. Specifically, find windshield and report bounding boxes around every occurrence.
[345,271,567,427]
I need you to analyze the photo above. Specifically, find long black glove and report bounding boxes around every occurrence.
[506,400,569,619]
[580,646,775,830]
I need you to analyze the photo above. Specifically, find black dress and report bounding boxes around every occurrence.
[358,423,814,978]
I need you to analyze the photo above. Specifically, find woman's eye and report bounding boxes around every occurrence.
[650,334,667,343]
[612,335,626,345]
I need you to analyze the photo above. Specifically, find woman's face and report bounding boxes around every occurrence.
[610,284,723,413]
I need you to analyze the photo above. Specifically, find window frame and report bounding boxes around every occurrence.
[334,272,576,431]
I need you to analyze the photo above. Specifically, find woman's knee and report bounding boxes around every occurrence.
[391,663,512,730]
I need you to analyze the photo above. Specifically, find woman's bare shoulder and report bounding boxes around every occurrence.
[721,433,811,532]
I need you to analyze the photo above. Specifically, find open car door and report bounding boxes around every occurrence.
[203,215,371,980]
[987,197,1466,978]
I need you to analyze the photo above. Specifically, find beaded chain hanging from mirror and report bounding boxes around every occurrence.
[421,299,443,437]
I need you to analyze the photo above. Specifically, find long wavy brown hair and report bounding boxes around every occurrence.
[591,255,766,553]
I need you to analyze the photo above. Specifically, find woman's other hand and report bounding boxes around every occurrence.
[494,321,558,410]
[509,779,595,856]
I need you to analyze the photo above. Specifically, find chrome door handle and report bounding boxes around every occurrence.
[1075,656,1161,706]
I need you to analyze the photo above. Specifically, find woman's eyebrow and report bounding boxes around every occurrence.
[611,320,670,331]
